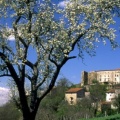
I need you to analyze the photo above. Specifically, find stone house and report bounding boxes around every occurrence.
[65,88,85,105]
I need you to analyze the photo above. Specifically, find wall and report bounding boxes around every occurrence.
[106,92,115,102]
[65,93,77,105]
[81,70,120,85]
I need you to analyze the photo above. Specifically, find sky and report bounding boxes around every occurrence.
[0,0,120,104]
[53,0,120,84]
[59,41,120,84]
[0,87,10,106]
[0,0,120,85]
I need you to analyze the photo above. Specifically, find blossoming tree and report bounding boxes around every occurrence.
[0,0,119,120]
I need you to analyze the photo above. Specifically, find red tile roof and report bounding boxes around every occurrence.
[66,88,83,93]
[101,101,111,105]
[115,87,120,89]
[95,68,120,72]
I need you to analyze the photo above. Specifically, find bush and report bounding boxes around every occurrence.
[0,101,21,120]
[80,114,120,120]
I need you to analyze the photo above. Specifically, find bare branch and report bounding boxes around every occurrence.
[36,77,47,90]
[48,47,58,67]
[0,52,19,84]
[18,36,28,48]
[3,46,14,56]
[25,74,32,81]
[24,60,34,69]
[0,74,11,77]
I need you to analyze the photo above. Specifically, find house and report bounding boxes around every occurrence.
[106,89,116,102]
[65,88,85,105]
[106,87,120,102]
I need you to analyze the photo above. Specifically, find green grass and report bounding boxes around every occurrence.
[80,114,120,120]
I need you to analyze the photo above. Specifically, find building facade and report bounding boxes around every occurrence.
[81,69,120,86]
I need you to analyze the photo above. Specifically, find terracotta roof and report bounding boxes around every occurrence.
[66,88,83,93]
[115,86,120,89]
[111,98,115,100]
[101,101,111,105]
[115,68,120,71]
[106,89,115,93]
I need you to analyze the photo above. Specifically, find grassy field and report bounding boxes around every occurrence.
[80,114,120,120]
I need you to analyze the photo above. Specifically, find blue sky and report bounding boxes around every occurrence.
[56,0,120,84]
[0,0,120,88]
[59,16,120,84]
[59,41,120,84]
[0,0,120,108]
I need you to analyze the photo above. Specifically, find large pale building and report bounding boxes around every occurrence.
[81,68,120,86]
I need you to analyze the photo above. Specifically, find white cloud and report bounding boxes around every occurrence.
[2,28,15,41]
[58,1,69,8]
[0,87,10,106]
[8,35,15,41]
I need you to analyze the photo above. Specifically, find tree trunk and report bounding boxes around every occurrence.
[17,84,37,120]
[23,112,36,120]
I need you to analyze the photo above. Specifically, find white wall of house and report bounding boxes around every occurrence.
[106,92,115,102]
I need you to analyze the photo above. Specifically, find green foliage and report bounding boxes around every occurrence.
[57,77,73,88]
[40,77,72,112]
[113,94,120,113]
[101,105,112,116]
[92,79,99,84]
[89,83,107,117]
[57,101,75,119]
[0,101,21,120]
[80,114,120,120]
[90,83,107,101]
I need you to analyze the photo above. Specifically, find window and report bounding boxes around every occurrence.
[70,97,73,100]
[70,97,74,104]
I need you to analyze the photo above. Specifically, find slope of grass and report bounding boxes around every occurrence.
[80,114,120,120]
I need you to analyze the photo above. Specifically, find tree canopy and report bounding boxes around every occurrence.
[0,0,120,120]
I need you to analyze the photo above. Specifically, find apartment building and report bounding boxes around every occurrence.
[81,68,120,86]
